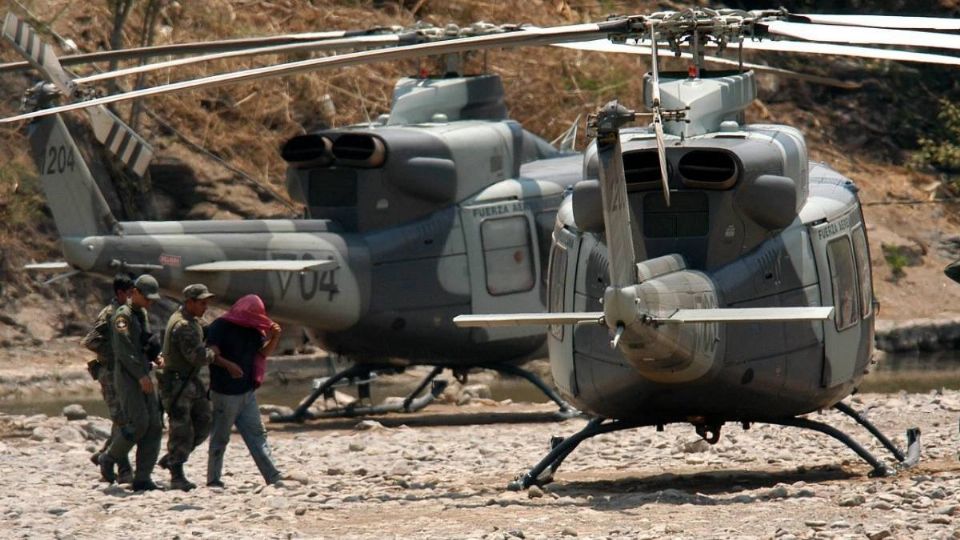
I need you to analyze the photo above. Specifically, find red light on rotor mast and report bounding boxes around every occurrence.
[688,65,699,79]
[419,67,430,79]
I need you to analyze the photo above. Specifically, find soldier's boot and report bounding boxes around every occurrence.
[98,454,117,484]
[157,453,170,470]
[131,479,161,492]
[90,451,102,467]
[169,463,196,492]
[117,456,134,485]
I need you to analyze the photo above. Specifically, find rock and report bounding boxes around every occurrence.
[936,505,957,516]
[838,493,865,507]
[294,507,307,516]
[47,507,68,516]
[764,486,788,499]
[355,420,383,431]
[62,404,87,421]
[259,404,294,418]
[348,442,365,452]
[327,467,345,476]
[30,426,55,441]
[80,421,111,441]
[804,520,826,529]
[930,516,952,525]
[283,471,311,485]
[561,528,577,536]
[867,528,892,540]
[459,384,492,400]
[682,439,711,453]
[527,486,543,499]
[53,425,85,443]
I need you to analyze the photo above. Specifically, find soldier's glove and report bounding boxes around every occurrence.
[144,333,162,364]
[86,358,101,381]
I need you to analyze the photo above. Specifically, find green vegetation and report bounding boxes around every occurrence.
[912,99,960,174]
[881,244,918,281]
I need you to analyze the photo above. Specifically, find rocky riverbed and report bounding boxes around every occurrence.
[1,391,959,539]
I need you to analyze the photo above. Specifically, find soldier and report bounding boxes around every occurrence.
[81,273,135,484]
[99,274,164,492]
[157,283,217,491]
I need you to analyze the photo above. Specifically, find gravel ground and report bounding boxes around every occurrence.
[1,391,959,539]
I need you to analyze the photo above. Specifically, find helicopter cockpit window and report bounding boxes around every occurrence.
[481,216,536,296]
[851,226,873,319]
[826,236,859,331]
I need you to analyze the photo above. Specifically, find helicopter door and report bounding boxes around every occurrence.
[812,216,864,387]
[460,202,543,341]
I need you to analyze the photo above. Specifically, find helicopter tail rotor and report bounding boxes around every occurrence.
[2,13,154,177]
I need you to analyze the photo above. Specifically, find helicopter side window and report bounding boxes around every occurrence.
[851,226,873,319]
[481,216,536,296]
[547,242,568,340]
[826,236,860,331]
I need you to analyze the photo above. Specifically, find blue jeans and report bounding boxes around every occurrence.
[207,390,281,485]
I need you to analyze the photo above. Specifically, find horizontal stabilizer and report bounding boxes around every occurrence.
[654,307,834,324]
[185,259,338,273]
[453,312,603,328]
[24,261,71,271]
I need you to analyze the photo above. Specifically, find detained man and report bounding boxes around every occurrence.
[205,294,284,487]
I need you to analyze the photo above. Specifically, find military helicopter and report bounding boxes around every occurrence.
[1,8,868,422]
[4,9,958,476]
[448,9,960,487]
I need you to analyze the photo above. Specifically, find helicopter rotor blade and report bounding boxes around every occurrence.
[737,39,960,67]
[0,27,402,74]
[790,14,960,31]
[0,19,630,125]
[648,24,670,208]
[72,34,414,86]
[555,40,861,89]
[1,13,153,176]
[761,21,960,52]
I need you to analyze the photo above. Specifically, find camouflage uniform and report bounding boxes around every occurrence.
[105,302,162,485]
[80,298,130,476]
[159,306,215,466]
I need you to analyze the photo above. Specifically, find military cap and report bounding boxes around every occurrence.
[183,283,215,300]
[134,274,162,300]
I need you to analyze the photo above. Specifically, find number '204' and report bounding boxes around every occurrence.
[41,145,76,175]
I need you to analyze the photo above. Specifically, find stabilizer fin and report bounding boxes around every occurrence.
[185,260,339,273]
[453,312,604,328]
[652,307,834,324]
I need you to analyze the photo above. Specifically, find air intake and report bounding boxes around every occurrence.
[678,150,738,189]
[331,134,386,168]
[280,134,332,167]
[622,150,664,188]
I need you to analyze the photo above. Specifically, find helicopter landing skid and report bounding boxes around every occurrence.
[509,411,911,490]
[833,401,920,468]
[477,362,580,419]
[270,364,446,423]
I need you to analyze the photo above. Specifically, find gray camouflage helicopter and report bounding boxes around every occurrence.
[2,9,867,422]
[2,7,954,479]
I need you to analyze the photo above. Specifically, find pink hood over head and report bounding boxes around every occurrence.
[219,294,274,336]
